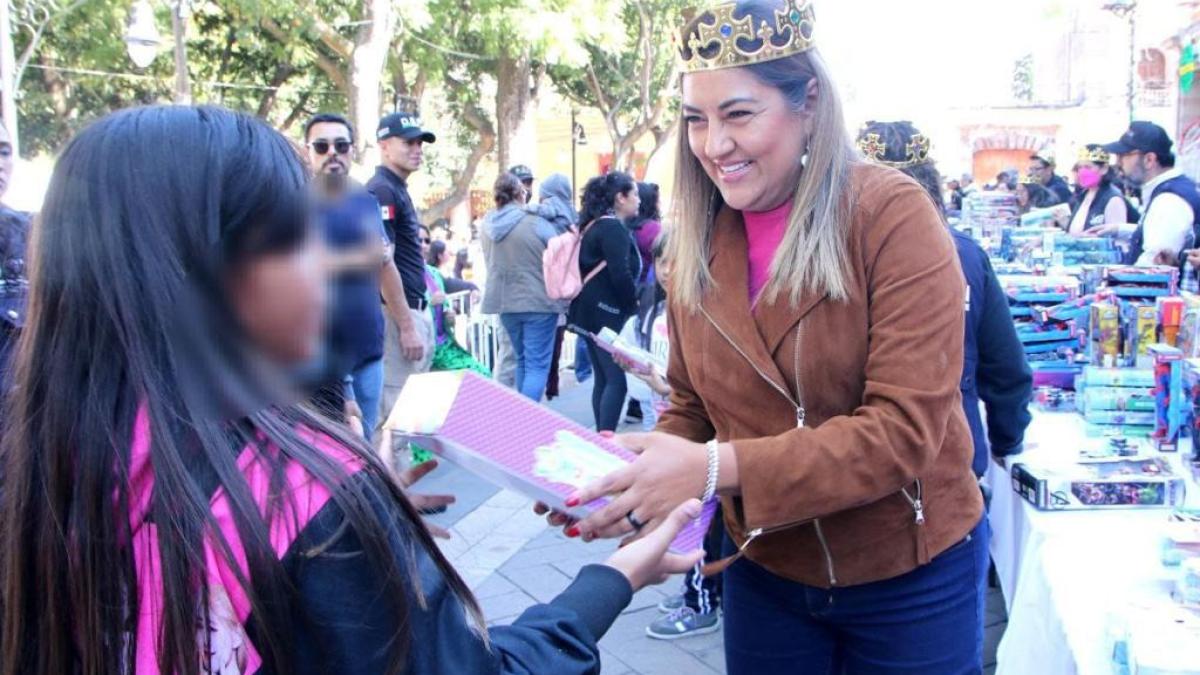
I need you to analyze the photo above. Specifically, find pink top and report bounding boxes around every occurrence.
[743,201,793,304]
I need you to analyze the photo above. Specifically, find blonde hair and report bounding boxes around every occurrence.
[667,31,858,309]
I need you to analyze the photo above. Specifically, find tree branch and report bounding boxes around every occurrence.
[422,100,496,222]
[263,17,349,93]
[308,14,353,60]
[14,0,86,90]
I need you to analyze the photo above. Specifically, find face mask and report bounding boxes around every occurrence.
[1077,166,1103,190]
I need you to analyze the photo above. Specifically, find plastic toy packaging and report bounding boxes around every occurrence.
[1011,457,1187,510]
[1150,344,1185,451]
[1034,386,1074,412]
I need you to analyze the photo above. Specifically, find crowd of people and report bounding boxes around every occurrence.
[2,0,1200,673]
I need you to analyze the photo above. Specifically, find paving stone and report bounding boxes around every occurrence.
[479,589,536,623]
[472,572,519,600]
[500,564,574,604]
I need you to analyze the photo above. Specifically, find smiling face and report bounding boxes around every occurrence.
[681,67,813,212]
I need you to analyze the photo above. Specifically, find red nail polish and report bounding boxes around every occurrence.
[566,526,580,538]
[565,496,580,507]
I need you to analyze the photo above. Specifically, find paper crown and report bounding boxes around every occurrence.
[677,0,816,73]
[1077,146,1111,164]
[856,132,932,170]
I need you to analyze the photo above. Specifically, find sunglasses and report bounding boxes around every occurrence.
[310,139,352,156]
[419,237,431,244]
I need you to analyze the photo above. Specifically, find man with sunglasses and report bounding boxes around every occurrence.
[366,110,439,441]
[304,113,411,441]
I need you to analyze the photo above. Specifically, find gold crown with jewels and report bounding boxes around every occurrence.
[1077,146,1111,164]
[856,132,933,170]
[676,0,816,73]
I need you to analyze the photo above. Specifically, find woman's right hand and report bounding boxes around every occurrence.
[602,499,705,591]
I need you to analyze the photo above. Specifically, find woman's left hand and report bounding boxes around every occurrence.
[567,432,708,542]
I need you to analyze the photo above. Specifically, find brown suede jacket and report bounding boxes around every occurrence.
[657,163,983,588]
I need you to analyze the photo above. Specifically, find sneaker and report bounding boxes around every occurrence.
[657,594,685,613]
[645,607,721,640]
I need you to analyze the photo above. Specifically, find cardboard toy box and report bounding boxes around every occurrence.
[1010,457,1187,510]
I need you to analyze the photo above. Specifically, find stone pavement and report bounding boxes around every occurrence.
[416,376,1007,674]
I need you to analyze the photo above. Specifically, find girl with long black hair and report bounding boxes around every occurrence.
[0,105,699,674]
[567,171,641,433]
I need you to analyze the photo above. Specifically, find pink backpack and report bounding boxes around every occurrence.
[543,222,607,301]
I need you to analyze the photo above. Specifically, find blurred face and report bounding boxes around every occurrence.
[306,121,353,176]
[614,186,640,219]
[380,136,425,176]
[1016,184,1030,207]
[1029,161,1051,185]
[0,125,13,200]
[682,67,814,212]
[1117,151,1150,188]
[228,236,327,364]
[418,228,431,258]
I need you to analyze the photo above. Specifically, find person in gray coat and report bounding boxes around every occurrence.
[481,173,566,401]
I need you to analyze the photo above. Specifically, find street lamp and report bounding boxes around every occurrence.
[123,0,191,103]
[570,109,588,197]
[1103,0,1138,123]
[123,0,161,70]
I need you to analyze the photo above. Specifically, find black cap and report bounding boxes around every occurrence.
[376,112,436,144]
[1102,121,1172,157]
[508,164,534,183]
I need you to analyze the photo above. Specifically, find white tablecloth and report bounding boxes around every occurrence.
[983,412,1199,675]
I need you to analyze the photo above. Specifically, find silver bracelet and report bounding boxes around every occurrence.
[703,439,720,502]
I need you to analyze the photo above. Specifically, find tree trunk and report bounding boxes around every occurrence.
[350,0,394,167]
[279,91,313,134]
[423,99,496,222]
[170,3,191,104]
[495,49,533,171]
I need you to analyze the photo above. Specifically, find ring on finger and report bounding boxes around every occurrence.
[626,511,645,531]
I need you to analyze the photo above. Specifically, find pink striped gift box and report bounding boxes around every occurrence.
[384,371,714,554]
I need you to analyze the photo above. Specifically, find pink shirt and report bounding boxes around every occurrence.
[743,201,793,304]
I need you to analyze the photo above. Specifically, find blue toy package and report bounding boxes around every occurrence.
[1149,344,1185,451]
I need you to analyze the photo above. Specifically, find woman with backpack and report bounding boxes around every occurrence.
[0,105,703,674]
[567,171,642,433]
[481,173,565,402]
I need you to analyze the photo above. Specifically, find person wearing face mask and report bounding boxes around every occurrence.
[1069,144,1136,236]
[1099,121,1200,266]
[549,1,985,672]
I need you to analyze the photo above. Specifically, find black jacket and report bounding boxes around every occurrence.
[280,472,632,674]
[952,230,1032,477]
[568,217,640,334]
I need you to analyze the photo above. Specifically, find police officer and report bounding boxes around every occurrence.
[367,111,438,436]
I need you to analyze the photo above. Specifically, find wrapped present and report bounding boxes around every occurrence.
[384,371,715,553]
[1010,457,1187,510]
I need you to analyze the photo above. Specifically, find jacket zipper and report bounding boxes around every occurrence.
[700,306,840,584]
[900,479,926,525]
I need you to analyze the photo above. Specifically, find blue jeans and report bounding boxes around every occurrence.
[574,335,592,382]
[723,518,988,675]
[350,358,384,443]
[500,312,559,402]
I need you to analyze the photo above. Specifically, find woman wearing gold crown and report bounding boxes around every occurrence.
[561,0,987,672]
[1070,144,1136,235]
